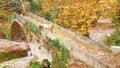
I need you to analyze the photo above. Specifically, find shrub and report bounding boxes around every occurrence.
[50,38,70,68]
[0,50,27,63]
[30,62,41,68]
[0,12,7,20]
[45,9,60,21]
[4,28,12,40]
[29,0,41,14]
[105,29,120,47]
[52,38,60,48]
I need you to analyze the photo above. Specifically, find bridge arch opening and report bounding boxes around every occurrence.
[10,21,27,41]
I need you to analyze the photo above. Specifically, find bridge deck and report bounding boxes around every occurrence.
[20,13,120,68]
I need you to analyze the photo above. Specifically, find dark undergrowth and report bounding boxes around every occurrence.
[0,50,28,63]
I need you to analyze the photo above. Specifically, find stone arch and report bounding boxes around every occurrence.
[10,21,27,41]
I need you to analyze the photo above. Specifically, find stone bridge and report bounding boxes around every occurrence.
[10,13,120,68]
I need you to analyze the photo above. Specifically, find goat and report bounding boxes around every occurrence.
[39,24,53,32]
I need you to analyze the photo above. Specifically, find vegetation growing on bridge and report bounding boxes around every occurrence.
[28,22,41,35]
[27,37,70,68]
[46,37,70,68]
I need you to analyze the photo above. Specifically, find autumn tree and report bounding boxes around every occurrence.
[105,0,120,47]
[112,0,120,28]
[55,0,111,36]
[0,0,40,14]
[35,0,112,36]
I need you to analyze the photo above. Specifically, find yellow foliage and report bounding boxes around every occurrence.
[57,2,94,35]
[55,0,112,36]
[36,0,113,36]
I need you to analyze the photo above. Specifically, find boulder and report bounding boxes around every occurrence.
[0,39,30,52]
[111,46,120,54]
